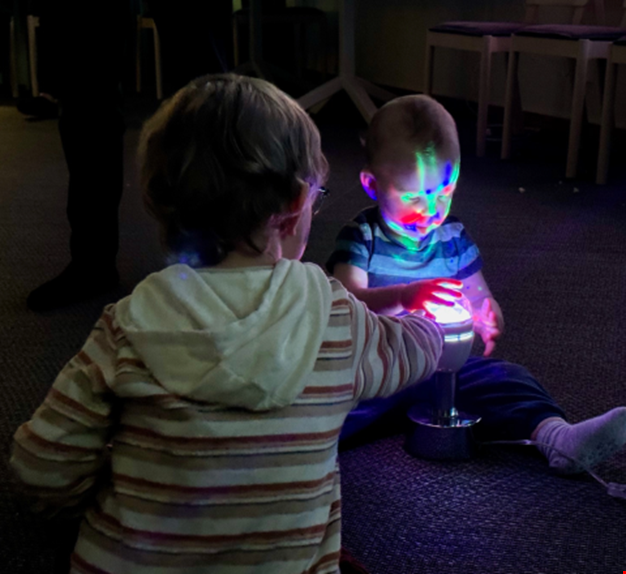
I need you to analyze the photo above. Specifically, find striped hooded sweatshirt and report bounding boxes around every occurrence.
[11,258,443,574]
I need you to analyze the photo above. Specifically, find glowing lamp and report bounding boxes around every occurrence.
[426,294,474,374]
[405,294,482,460]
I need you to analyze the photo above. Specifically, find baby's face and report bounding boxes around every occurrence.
[375,157,459,240]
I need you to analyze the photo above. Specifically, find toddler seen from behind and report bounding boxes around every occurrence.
[11,75,446,574]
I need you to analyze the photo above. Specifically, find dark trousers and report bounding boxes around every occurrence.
[340,357,567,443]
[38,1,132,270]
[148,0,233,97]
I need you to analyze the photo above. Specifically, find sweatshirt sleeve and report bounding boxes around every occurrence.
[10,307,119,516]
[347,291,443,402]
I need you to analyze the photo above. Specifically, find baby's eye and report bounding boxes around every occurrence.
[401,193,421,203]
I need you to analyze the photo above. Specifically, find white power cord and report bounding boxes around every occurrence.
[480,439,626,500]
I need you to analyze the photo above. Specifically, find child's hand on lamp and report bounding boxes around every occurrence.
[400,278,463,319]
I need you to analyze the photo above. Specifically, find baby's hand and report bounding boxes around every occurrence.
[473,298,504,356]
[400,279,463,319]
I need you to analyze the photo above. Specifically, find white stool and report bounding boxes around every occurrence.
[501,2,626,179]
[425,0,603,158]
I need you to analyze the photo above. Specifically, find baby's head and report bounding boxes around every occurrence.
[361,95,460,241]
[139,74,328,266]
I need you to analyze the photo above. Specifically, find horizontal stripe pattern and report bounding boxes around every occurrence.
[71,517,341,573]
[13,275,442,573]
[326,206,484,287]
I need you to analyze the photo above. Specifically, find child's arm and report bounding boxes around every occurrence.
[462,270,504,356]
[10,310,118,518]
[333,263,463,319]
[344,288,444,402]
[333,263,403,315]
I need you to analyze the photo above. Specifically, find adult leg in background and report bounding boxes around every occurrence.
[27,0,132,312]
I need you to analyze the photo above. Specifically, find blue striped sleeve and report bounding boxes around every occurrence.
[326,219,372,274]
[454,226,483,279]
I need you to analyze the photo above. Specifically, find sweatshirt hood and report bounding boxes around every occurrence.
[115,259,333,411]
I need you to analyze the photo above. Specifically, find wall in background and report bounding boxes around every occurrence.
[292,0,626,128]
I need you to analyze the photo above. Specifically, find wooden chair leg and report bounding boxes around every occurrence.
[153,23,163,100]
[27,15,39,98]
[596,55,616,185]
[477,36,494,157]
[585,58,603,124]
[9,16,18,98]
[510,55,524,134]
[566,40,591,179]
[501,48,519,159]
[424,37,435,95]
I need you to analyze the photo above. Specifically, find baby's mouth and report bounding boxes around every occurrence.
[400,212,426,224]
[401,214,432,228]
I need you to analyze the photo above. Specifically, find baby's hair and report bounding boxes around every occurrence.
[365,95,460,173]
[138,73,328,266]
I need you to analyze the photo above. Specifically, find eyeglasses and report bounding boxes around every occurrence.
[312,186,330,216]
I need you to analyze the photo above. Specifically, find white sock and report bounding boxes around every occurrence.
[535,407,626,474]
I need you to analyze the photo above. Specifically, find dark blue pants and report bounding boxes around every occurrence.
[340,357,566,443]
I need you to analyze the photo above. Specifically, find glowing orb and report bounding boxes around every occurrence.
[425,292,472,325]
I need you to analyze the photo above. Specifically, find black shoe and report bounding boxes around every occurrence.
[27,264,120,312]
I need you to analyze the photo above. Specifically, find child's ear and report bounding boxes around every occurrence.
[360,170,378,201]
[278,182,308,237]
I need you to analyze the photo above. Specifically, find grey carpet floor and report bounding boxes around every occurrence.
[1,93,625,573]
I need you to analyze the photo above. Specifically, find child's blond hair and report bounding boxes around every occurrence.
[365,95,460,175]
[138,74,328,265]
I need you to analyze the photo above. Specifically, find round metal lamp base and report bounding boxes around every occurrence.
[404,404,481,460]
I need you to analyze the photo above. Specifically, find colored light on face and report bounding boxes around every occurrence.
[399,161,458,204]
[392,159,459,236]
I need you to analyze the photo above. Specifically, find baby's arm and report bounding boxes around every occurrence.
[462,270,504,356]
[333,263,463,318]
[10,310,118,517]
[333,263,403,315]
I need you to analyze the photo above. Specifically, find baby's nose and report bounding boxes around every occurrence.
[424,203,438,216]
